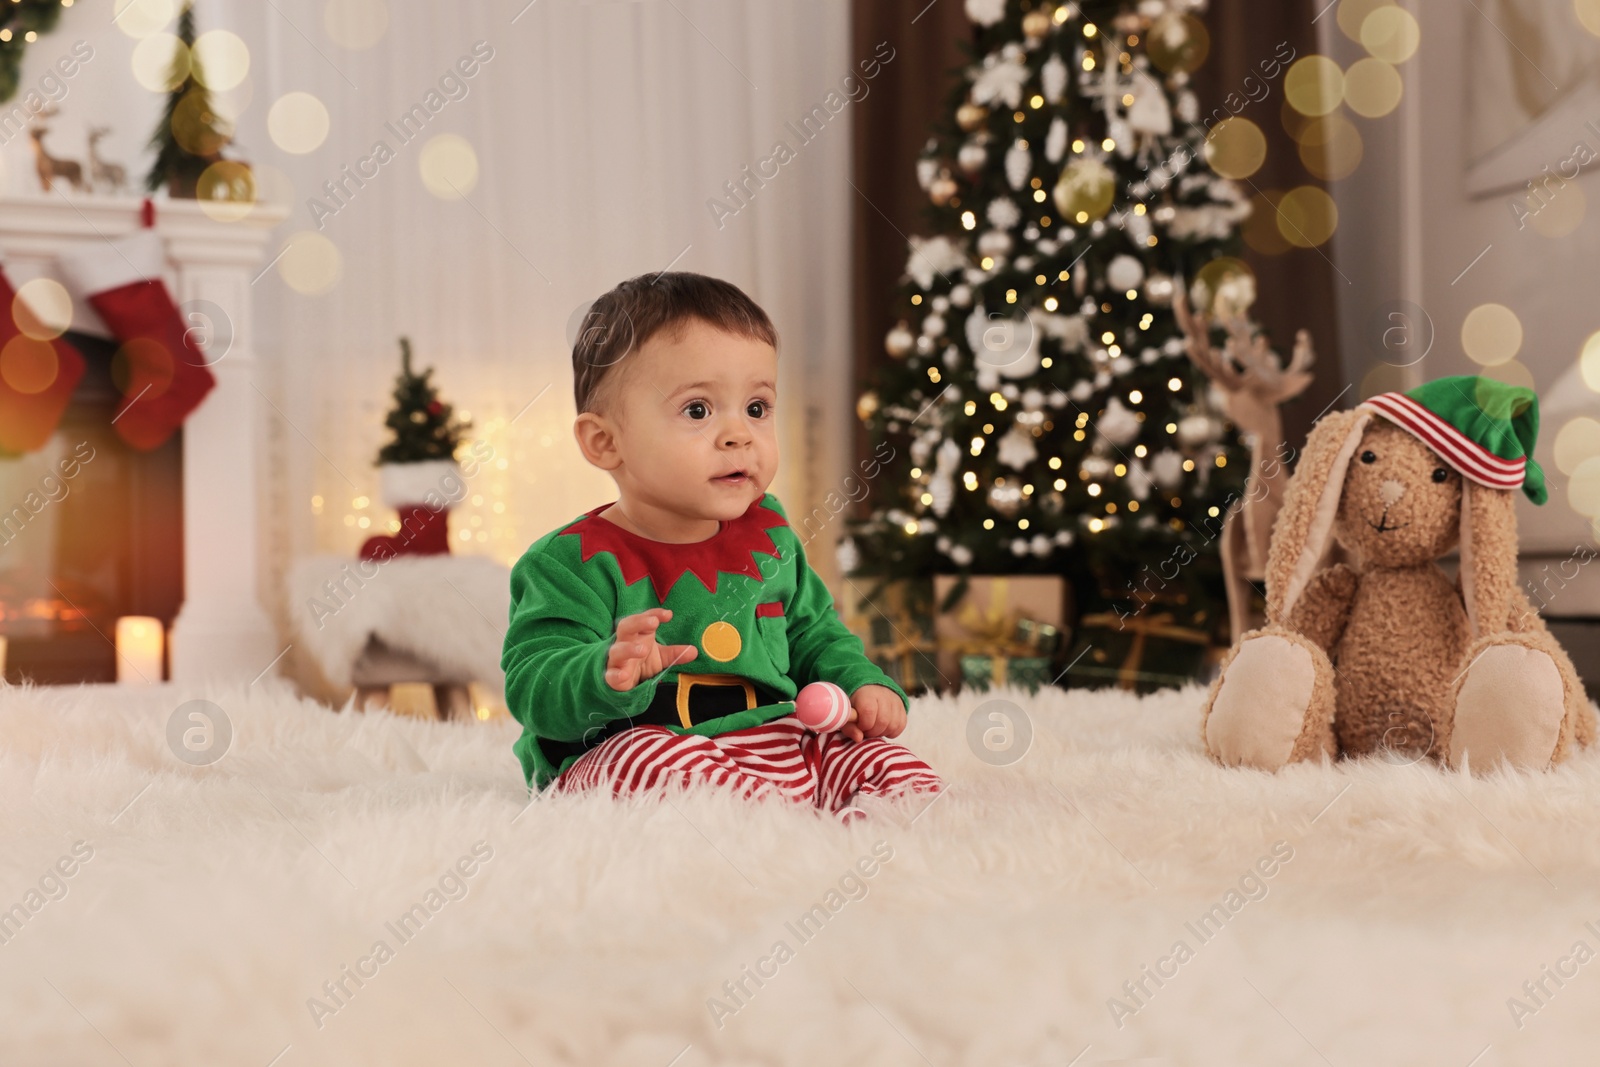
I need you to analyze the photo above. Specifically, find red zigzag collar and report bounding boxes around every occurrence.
[561,499,788,601]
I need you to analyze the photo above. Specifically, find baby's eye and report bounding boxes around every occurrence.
[1432,467,1450,483]
[746,400,770,419]
[683,400,710,420]
[1360,450,1377,464]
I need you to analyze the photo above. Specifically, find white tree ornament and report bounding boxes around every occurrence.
[1004,141,1033,191]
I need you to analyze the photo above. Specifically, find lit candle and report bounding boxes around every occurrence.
[0,634,7,681]
[115,616,164,684]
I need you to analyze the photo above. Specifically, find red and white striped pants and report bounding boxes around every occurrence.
[553,714,943,816]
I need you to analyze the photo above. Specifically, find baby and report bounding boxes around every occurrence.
[501,272,942,818]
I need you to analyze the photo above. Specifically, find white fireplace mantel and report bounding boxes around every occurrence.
[0,194,290,684]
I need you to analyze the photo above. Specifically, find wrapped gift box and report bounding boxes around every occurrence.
[933,574,1068,692]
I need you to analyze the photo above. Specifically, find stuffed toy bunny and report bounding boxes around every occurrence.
[1202,375,1595,773]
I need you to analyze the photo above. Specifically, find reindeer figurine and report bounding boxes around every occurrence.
[28,106,86,193]
[87,127,127,194]
[1173,277,1316,642]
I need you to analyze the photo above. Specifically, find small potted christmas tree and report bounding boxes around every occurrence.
[359,337,472,562]
[144,1,235,198]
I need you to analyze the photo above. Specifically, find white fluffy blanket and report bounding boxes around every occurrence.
[4,680,1600,1066]
[288,554,511,693]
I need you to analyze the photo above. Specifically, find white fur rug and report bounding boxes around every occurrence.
[4,680,1600,1066]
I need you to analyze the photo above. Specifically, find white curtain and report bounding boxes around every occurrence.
[188,0,862,627]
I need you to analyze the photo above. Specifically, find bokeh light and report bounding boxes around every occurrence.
[247,162,296,206]
[112,339,174,398]
[1204,116,1267,179]
[1359,361,1408,400]
[1242,190,1293,254]
[171,89,232,156]
[131,33,187,92]
[208,78,254,125]
[1052,157,1116,222]
[1362,6,1420,64]
[1475,360,1534,406]
[1529,183,1586,238]
[1343,57,1403,118]
[191,30,250,92]
[1281,99,1317,142]
[1192,257,1255,314]
[277,232,342,295]
[1286,55,1344,117]
[1580,330,1600,392]
[1298,113,1364,181]
[197,161,257,222]
[0,335,58,395]
[324,0,390,50]
[1555,416,1600,475]
[114,0,176,39]
[1461,303,1522,366]
[419,134,480,199]
[268,91,330,154]
[1146,13,1210,74]
[14,279,72,340]
[1579,0,1600,37]
[1338,0,1394,42]
[1568,455,1600,517]
[1275,186,1339,247]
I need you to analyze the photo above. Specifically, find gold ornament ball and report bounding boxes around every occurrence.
[1052,158,1116,223]
[956,102,989,132]
[856,391,881,422]
[929,174,959,206]
[1022,9,1053,39]
[1147,13,1210,74]
[885,322,915,358]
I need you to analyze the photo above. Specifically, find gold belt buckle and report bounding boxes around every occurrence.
[675,673,757,728]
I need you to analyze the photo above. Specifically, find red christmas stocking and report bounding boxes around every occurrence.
[56,230,216,451]
[0,262,87,454]
[359,461,458,561]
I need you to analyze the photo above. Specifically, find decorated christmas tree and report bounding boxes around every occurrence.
[376,337,471,465]
[846,0,1262,650]
[144,1,232,197]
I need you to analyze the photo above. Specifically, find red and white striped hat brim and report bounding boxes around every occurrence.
[1361,391,1525,491]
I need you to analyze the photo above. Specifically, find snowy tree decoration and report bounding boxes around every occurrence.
[964,0,1006,27]
[1041,53,1068,103]
[997,424,1039,469]
[971,49,1030,110]
[1005,140,1033,190]
[1095,397,1142,447]
[836,538,860,575]
[1044,116,1068,163]
[1107,255,1146,293]
[906,235,969,290]
[987,197,1023,230]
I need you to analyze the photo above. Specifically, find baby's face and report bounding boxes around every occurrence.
[608,318,779,523]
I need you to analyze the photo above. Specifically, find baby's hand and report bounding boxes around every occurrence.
[842,684,906,743]
[605,608,697,691]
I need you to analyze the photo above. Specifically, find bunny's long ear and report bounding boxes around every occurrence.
[1459,480,1518,639]
[1266,407,1373,625]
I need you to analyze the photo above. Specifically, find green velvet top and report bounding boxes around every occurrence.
[501,493,906,790]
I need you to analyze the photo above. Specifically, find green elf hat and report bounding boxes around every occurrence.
[1362,375,1547,504]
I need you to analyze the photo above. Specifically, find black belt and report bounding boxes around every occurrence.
[539,673,787,769]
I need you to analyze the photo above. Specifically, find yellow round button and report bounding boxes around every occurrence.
[700,621,742,662]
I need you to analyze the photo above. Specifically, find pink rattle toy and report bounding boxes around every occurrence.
[794,681,854,733]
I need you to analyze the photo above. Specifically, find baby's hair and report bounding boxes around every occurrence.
[572,271,778,413]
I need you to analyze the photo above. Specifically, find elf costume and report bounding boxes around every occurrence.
[502,494,941,810]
